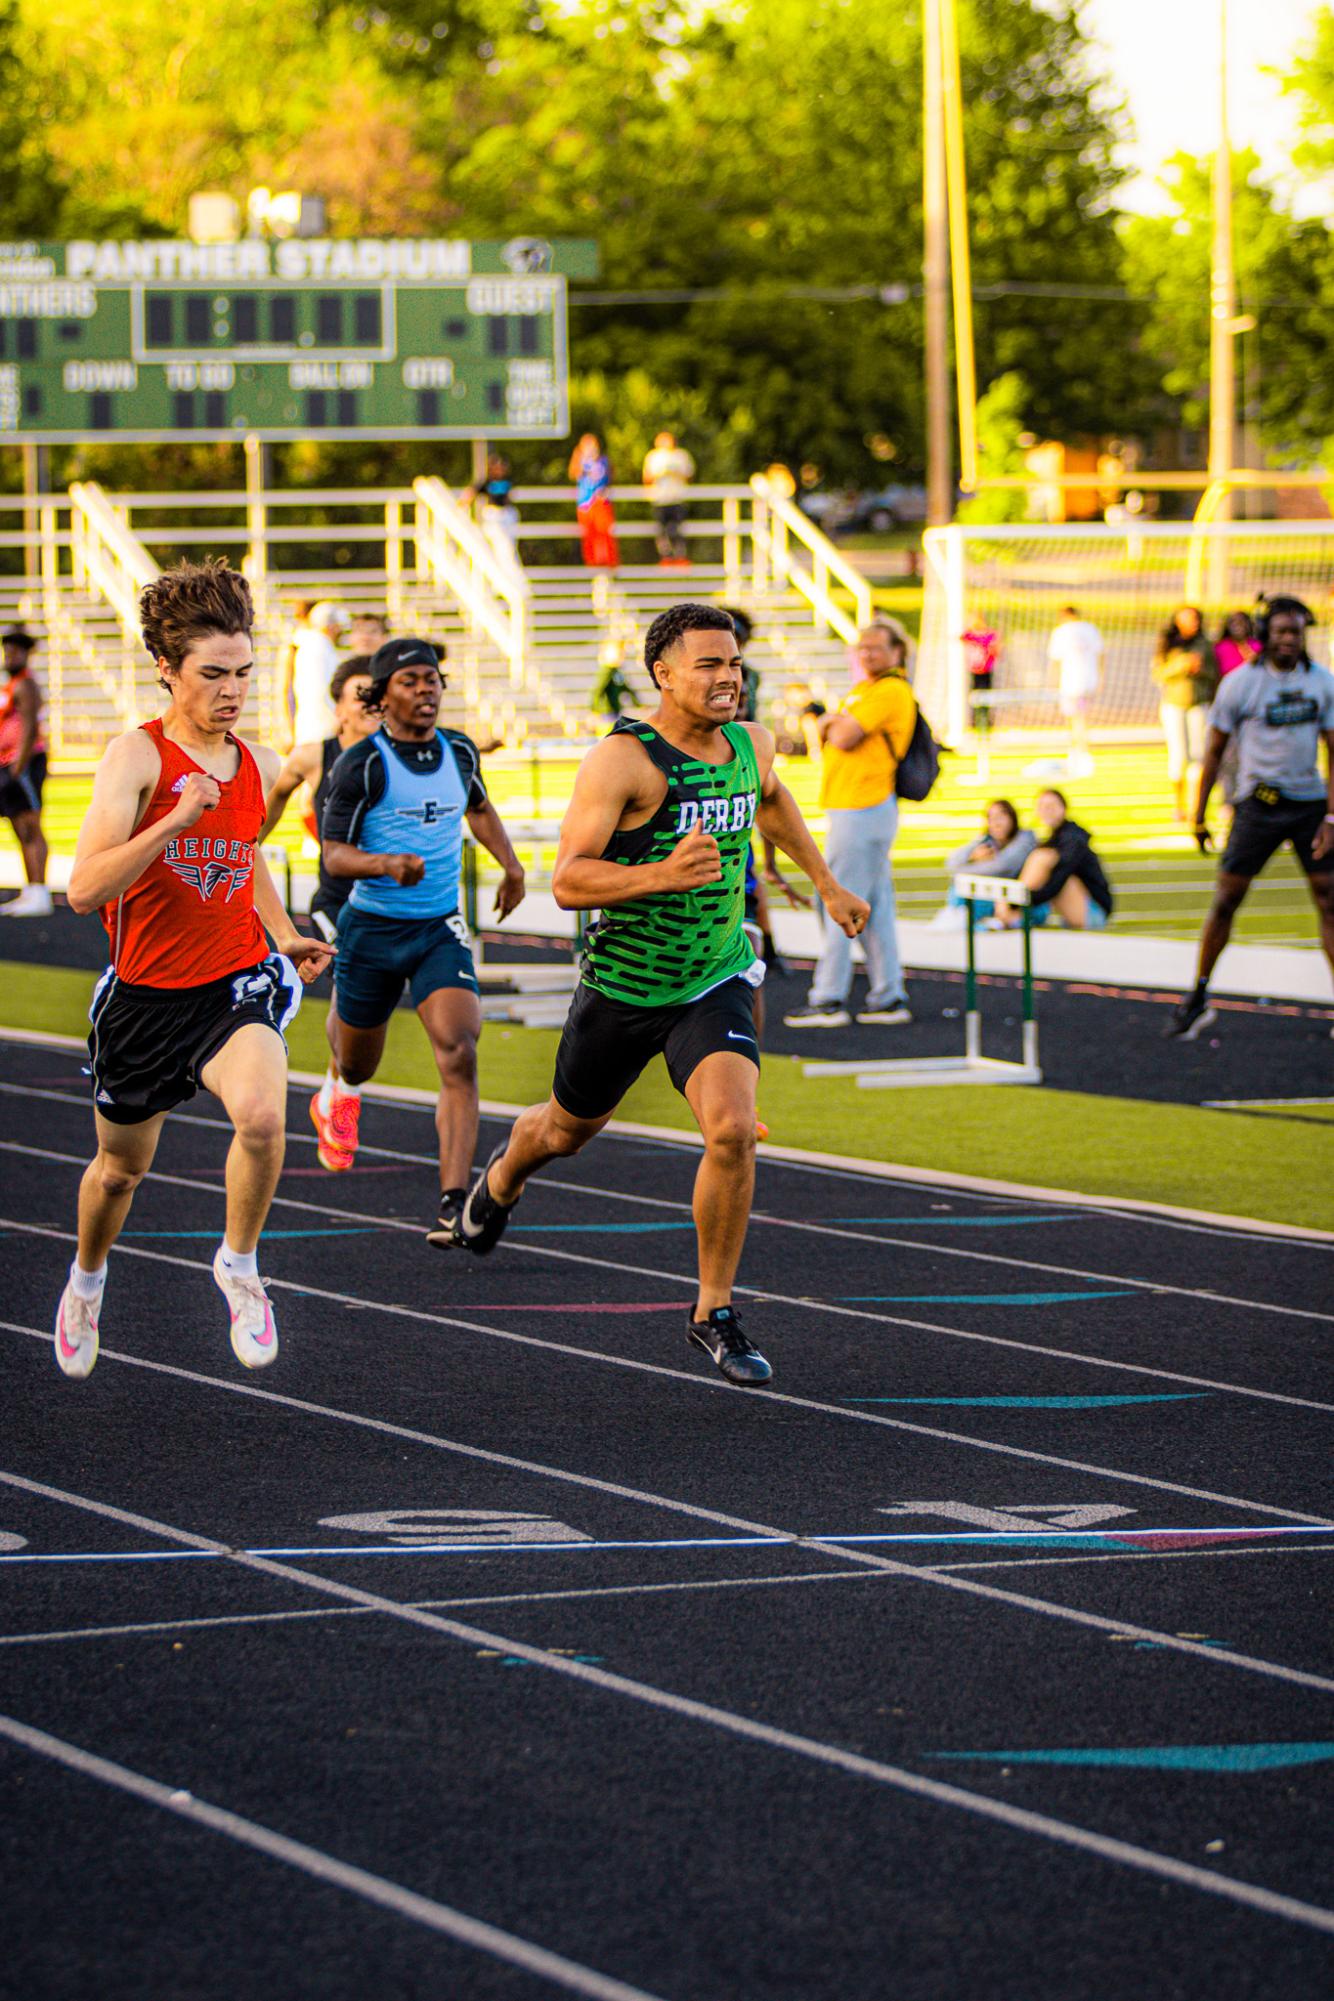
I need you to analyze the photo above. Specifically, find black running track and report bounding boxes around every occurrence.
[1,1031,1332,2001]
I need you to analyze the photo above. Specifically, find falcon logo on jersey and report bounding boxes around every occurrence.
[165,855,254,902]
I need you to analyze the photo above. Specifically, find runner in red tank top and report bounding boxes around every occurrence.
[0,627,51,917]
[54,559,333,1383]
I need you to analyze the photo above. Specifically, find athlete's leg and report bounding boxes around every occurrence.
[417,985,484,1190]
[199,1023,289,1256]
[1195,870,1251,986]
[335,1020,390,1089]
[11,807,48,886]
[487,1096,612,1205]
[1306,870,1334,980]
[76,1109,167,1271]
[682,1051,758,1318]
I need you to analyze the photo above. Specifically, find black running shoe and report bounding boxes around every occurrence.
[458,1144,519,1255]
[425,1187,467,1249]
[686,1306,773,1387]
[1164,993,1217,1041]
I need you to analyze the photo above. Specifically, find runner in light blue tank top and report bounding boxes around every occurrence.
[316,637,527,1243]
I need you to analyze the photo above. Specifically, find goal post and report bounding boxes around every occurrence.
[918,518,1334,745]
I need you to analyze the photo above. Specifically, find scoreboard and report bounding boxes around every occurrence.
[0,237,597,443]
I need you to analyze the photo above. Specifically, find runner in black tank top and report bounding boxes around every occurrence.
[458,603,870,1390]
[258,653,381,1167]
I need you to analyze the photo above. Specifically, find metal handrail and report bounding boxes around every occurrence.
[68,482,161,729]
[748,472,872,644]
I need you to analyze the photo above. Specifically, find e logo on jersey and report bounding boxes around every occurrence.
[676,792,757,837]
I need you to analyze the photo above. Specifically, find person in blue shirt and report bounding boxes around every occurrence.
[320,637,526,1242]
[1166,595,1334,1040]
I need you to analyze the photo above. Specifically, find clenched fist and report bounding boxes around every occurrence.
[658,821,723,893]
[168,773,222,829]
[383,852,426,886]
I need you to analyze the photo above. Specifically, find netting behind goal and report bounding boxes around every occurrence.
[917,520,1334,743]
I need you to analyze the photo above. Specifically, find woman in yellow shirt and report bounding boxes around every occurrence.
[785,621,918,1028]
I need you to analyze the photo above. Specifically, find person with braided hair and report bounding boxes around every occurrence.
[458,602,869,1388]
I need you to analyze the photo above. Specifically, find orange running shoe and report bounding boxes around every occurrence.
[755,1116,769,1142]
[310,1090,361,1171]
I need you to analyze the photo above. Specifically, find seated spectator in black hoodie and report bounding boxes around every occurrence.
[995,788,1113,931]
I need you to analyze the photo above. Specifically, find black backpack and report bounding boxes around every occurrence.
[894,706,942,801]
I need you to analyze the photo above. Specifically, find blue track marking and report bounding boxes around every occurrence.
[929,1745,1334,1773]
[4,1524,1329,1566]
[838,1292,1134,1306]
[845,1394,1208,1409]
[827,1214,1088,1228]
[121,1228,381,1240]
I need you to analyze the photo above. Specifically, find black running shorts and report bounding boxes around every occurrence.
[552,976,760,1122]
[0,751,45,820]
[87,954,301,1126]
[1221,795,1334,879]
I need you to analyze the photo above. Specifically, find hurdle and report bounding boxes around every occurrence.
[800,872,1043,1090]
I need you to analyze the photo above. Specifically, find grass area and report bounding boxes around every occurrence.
[7,960,1330,1233]
[21,739,1320,947]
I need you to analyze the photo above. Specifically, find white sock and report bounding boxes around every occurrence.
[219,1241,259,1278]
[317,1069,336,1114]
[69,1259,107,1301]
[334,1077,360,1101]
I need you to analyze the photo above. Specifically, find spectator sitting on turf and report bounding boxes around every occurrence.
[994,788,1114,931]
[931,798,1037,928]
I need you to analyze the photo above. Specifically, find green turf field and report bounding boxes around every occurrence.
[5,960,1329,1233]
[20,739,1320,949]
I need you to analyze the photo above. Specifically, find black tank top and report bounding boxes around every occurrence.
[313,736,350,913]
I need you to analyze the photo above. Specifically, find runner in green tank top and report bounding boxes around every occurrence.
[459,603,869,1388]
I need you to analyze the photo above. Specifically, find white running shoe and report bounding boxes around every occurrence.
[211,1249,278,1370]
[0,885,53,917]
[54,1283,100,1380]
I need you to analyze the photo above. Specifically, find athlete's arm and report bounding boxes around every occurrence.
[260,740,321,841]
[749,727,868,939]
[1312,728,1334,861]
[67,731,216,915]
[465,800,526,921]
[1193,725,1231,851]
[551,735,721,909]
[320,739,424,885]
[248,744,334,980]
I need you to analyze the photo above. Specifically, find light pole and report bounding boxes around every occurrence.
[1209,0,1236,523]
[924,0,952,526]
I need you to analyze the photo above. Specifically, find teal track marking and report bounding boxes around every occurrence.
[929,1744,1334,1773]
[838,1292,1133,1306]
[121,1228,382,1240]
[513,1223,694,1234]
[845,1394,1207,1409]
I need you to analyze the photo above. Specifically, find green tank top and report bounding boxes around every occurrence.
[580,719,761,1007]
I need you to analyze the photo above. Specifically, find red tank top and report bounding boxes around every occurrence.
[103,718,268,988]
[0,670,45,761]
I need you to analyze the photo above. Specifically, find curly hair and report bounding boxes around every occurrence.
[643,602,738,686]
[330,653,373,704]
[139,559,254,680]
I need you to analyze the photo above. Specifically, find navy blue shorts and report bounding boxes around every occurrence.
[334,905,478,1029]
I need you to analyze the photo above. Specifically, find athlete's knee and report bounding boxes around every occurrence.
[1211,879,1247,920]
[700,1105,757,1160]
[434,1032,478,1087]
[229,1096,285,1151]
[537,1104,599,1157]
[95,1151,148,1199]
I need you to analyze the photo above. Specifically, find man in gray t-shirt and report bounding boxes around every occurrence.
[1165,596,1334,1040]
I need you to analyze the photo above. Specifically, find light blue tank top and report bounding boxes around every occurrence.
[350,730,468,920]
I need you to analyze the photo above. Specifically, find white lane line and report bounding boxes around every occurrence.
[4,1468,1334,1944]
[938,1543,1334,1576]
[6,1219,1333,1533]
[3,1068,1330,1310]
[7,1029,1329,1246]
[0,1712,666,2001]
[4,1130,1333,1420]
[0,1569,879,1652]
[4,1315,1334,1698]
